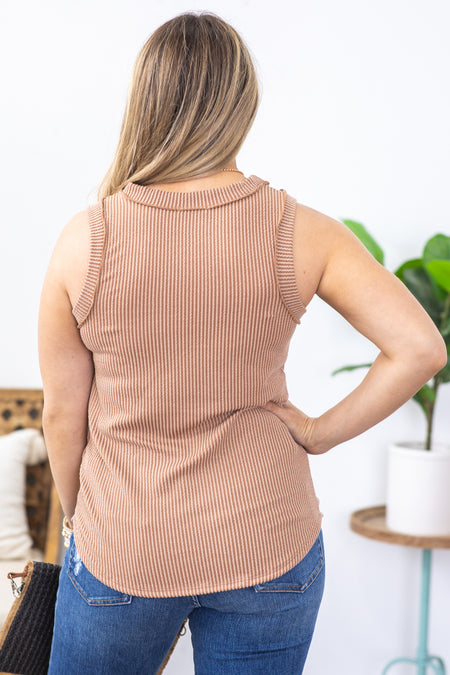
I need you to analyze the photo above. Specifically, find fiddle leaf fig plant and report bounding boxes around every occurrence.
[332,221,450,450]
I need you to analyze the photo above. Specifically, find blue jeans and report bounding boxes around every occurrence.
[48,530,325,674]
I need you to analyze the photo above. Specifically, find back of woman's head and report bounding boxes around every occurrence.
[99,11,260,199]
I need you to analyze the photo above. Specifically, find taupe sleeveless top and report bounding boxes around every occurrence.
[72,174,323,597]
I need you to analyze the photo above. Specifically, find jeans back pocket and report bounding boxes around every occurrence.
[254,530,324,593]
[68,536,132,606]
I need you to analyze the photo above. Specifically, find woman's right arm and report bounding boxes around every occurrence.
[264,204,447,454]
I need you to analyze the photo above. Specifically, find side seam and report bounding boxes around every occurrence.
[275,190,307,325]
[72,199,106,328]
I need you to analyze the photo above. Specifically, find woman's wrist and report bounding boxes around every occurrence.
[302,416,332,455]
[62,515,74,548]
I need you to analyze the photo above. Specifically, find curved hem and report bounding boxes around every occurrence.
[72,515,324,599]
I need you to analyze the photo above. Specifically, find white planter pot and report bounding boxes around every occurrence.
[386,442,450,536]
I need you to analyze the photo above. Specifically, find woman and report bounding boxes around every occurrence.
[39,11,446,675]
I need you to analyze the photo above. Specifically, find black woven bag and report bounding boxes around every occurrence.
[0,560,61,675]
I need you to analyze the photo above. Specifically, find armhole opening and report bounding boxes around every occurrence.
[72,199,105,328]
[275,190,307,325]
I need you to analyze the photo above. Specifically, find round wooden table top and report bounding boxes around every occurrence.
[350,506,450,549]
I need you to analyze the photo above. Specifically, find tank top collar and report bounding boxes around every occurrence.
[122,174,268,210]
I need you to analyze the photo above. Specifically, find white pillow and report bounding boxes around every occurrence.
[0,429,47,559]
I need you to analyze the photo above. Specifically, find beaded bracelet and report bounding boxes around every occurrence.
[61,516,73,549]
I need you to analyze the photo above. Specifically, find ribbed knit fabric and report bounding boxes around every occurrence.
[72,174,323,598]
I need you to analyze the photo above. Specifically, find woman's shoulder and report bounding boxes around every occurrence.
[294,201,345,233]
[50,209,90,307]
[62,208,90,235]
[293,201,364,262]
[291,201,375,308]
[56,209,90,264]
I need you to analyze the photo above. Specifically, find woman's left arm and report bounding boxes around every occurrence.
[38,211,93,526]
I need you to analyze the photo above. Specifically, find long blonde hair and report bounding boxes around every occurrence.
[98,11,260,199]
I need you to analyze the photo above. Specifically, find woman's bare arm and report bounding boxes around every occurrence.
[38,210,92,523]
[263,204,447,453]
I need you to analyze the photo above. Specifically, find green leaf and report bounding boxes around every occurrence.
[341,220,385,265]
[331,363,372,376]
[413,384,436,419]
[423,234,450,301]
[439,363,450,384]
[437,349,450,383]
[395,258,423,280]
[401,267,444,327]
[425,260,450,293]
[423,234,450,264]
[418,384,437,403]
[441,316,450,339]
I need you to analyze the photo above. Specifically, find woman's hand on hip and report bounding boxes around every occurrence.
[262,400,326,455]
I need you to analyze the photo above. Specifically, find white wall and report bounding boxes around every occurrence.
[1,0,449,672]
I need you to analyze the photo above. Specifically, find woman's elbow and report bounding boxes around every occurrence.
[434,337,449,373]
[42,404,81,431]
[415,332,448,377]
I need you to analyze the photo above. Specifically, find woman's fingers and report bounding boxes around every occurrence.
[262,400,312,451]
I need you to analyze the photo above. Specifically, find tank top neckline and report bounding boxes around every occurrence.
[121,174,268,210]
